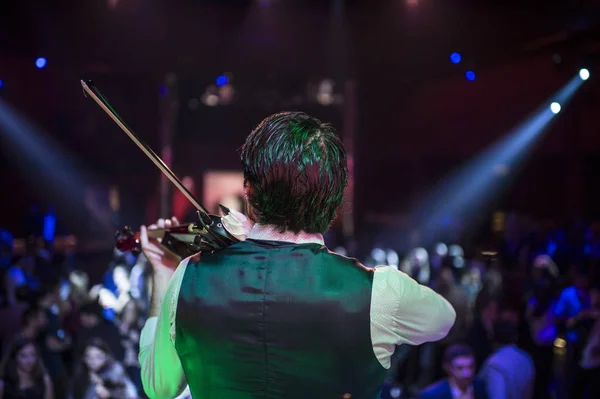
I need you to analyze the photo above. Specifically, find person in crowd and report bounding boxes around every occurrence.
[555,265,593,343]
[570,284,600,398]
[0,297,29,357]
[554,264,594,391]
[0,337,53,399]
[429,264,472,381]
[36,278,71,399]
[119,300,144,397]
[0,230,14,272]
[72,338,137,399]
[460,266,482,307]
[525,256,559,399]
[467,292,498,371]
[76,302,125,364]
[479,319,535,399]
[13,307,48,343]
[420,344,488,399]
[4,237,41,306]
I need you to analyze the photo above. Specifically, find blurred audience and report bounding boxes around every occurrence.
[71,338,136,399]
[3,209,600,398]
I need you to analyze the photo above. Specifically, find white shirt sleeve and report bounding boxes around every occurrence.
[370,266,456,368]
[139,257,191,399]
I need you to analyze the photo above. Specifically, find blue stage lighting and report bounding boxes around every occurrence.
[580,68,590,81]
[35,58,47,69]
[550,102,561,114]
[450,52,462,64]
[216,75,228,86]
[465,71,476,81]
[0,80,3,88]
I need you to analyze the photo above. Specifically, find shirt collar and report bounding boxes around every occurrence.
[247,224,325,245]
[449,379,474,399]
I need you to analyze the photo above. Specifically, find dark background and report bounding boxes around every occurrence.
[2,0,600,244]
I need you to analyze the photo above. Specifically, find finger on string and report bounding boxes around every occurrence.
[148,224,158,230]
[165,219,172,228]
[172,217,179,226]
[140,225,149,248]
[157,218,165,229]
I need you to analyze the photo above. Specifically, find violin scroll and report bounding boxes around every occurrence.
[115,226,139,253]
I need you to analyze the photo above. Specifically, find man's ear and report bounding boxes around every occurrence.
[244,182,254,198]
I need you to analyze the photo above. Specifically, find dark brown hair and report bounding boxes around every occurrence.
[241,112,348,234]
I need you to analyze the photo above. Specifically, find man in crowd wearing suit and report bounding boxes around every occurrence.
[420,344,488,399]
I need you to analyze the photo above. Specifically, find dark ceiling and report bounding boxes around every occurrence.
[1,0,599,78]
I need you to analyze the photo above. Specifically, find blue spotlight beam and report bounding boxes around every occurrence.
[413,74,586,244]
[0,97,93,226]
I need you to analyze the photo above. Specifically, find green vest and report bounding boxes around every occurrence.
[175,239,387,399]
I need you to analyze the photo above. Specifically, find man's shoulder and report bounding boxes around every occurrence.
[485,346,534,370]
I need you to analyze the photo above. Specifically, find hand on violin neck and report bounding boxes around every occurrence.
[142,217,182,316]
[141,217,182,274]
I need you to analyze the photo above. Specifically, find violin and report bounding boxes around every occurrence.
[114,208,239,258]
[82,80,240,258]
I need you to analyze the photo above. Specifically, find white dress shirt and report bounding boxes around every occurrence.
[139,219,456,399]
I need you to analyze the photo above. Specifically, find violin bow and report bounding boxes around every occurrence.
[80,80,209,215]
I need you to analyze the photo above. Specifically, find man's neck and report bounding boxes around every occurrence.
[247,224,324,245]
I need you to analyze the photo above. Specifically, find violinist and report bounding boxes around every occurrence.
[135,112,456,399]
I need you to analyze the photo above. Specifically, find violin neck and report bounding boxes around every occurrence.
[148,224,195,240]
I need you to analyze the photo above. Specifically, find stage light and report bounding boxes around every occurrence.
[35,58,47,69]
[386,250,399,268]
[0,80,3,88]
[465,71,476,81]
[204,94,219,106]
[550,102,561,114]
[449,244,464,258]
[580,68,590,81]
[414,247,429,263]
[371,248,386,264]
[435,243,448,257]
[453,256,465,268]
[450,52,462,64]
[216,75,228,87]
